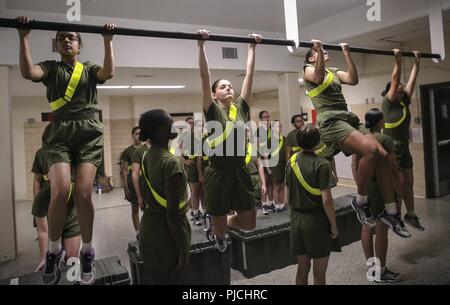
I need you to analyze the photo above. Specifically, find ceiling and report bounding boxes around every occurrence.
[5,0,365,32]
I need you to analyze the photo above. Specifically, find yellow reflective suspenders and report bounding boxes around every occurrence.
[305,68,334,98]
[290,153,321,196]
[49,62,84,112]
[141,150,189,209]
[384,100,407,129]
[270,137,284,158]
[207,103,238,148]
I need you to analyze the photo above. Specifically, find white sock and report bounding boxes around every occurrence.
[356,194,368,207]
[135,230,139,235]
[385,202,397,215]
[269,200,274,206]
[262,200,269,206]
[380,266,386,274]
[193,209,199,215]
[81,241,93,254]
[49,239,62,254]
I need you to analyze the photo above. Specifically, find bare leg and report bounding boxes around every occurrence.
[375,221,389,268]
[228,209,256,231]
[296,255,311,285]
[361,224,374,261]
[48,163,72,242]
[131,204,140,232]
[63,235,82,259]
[312,257,329,285]
[75,163,97,244]
[400,169,415,213]
[35,216,48,271]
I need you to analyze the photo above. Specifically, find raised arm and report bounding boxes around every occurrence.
[387,49,402,103]
[16,16,44,81]
[197,30,214,112]
[336,43,359,86]
[404,51,421,98]
[96,23,116,81]
[240,33,262,102]
[303,39,326,85]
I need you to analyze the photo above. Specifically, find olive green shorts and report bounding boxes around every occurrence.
[31,184,81,239]
[251,174,262,207]
[393,140,413,169]
[126,173,138,205]
[271,161,286,185]
[318,110,370,156]
[185,163,199,184]
[290,209,341,259]
[204,165,255,216]
[139,211,191,285]
[42,117,104,168]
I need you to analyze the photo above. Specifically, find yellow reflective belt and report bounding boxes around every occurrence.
[259,126,272,148]
[305,68,334,98]
[290,153,321,196]
[202,156,209,161]
[169,147,176,155]
[314,143,326,155]
[207,103,237,148]
[270,137,284,157]
[141,150,188,209]
[245,143,253,165]
[384,100,407,129]
[43,175,49,182]
[292,146,302,152]
[49,62,84,112]
[67,183,73,202]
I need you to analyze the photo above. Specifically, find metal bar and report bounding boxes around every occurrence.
[0,18,294,46]
[0,18,441,59]
[298,41,440,59]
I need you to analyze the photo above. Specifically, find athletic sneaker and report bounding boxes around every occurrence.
[379,212,411,238]
[276,206,288,213]
[193,213,202,226]
[404,214,425,231]
[374,269,401,283]
[351,198,376,228]
[262,203,276,215]
[41,249,66,285]
[189,210,194,221]
[215,236,228,253]
[79,248,96,285]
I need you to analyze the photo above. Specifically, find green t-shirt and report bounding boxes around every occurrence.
[34,60,105,116]
[267,135,286,164]
[373,131,395,154]
[246,156,259,176]
[121,145,141,172]
[142,147,189,215]
[382,95,411,142]
[286,129,334,161]
[285,151,336,211]
[32,148,50,188]
[204,97,249,169]
[131,145,148,166]
[303,64,348,116]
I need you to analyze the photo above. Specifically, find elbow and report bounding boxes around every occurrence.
[21,71,33,80]
[312,75,325,85]
[351,78,359,86]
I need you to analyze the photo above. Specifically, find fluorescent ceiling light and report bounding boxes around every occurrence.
[97,85,130,89]
[131,85,186,89]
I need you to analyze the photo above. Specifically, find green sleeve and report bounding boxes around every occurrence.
[382,135,395,154]
[131,148,143,165]
[33,60,56,86]
[84,61,106,85]
[235,96,249,122]
[120,147,129,163]
[317,161,336,191]
[31,151,43,175]
[286,131,297,147]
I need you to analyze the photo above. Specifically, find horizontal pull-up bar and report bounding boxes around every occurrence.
[0,18,441,60]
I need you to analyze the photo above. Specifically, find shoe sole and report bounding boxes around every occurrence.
[79,266,96,285]
[404,220,425,232]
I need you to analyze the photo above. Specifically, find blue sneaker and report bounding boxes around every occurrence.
[351,198,376,228]
[276,205,288,213]
[79,249,96,285]
[379,212,411,238]
[215,236,228,253]
[42,249,66,285]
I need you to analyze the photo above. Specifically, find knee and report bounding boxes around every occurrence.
[51,186,71,202]
[74,188,92,204]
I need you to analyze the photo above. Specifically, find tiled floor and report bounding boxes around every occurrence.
[1,186,449,285]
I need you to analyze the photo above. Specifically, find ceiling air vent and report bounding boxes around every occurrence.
[222,47,238,59]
